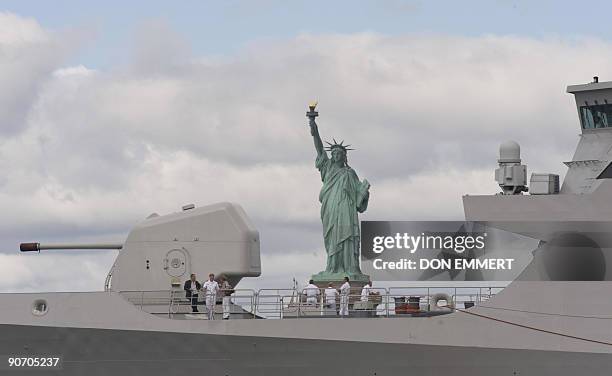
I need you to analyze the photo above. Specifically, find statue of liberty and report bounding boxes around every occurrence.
[306,102,371,283]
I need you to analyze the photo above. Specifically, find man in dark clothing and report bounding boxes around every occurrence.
[184,273,201,312]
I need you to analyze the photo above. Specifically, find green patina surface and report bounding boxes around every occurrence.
[306,104,370,282]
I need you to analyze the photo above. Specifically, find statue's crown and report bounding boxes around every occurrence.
[325,139,354,152]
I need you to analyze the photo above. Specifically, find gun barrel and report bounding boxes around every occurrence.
[20,242,123,252]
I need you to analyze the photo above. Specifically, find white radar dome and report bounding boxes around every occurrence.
[498,140,521,163]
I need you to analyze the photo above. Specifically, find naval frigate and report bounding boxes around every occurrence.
[2,79,612,375]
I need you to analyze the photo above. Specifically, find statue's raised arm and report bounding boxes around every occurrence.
[306,102,326,158]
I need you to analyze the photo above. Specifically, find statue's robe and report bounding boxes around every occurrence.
[316,153,369,274]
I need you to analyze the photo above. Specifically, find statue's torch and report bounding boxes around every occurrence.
[306,101,318,122]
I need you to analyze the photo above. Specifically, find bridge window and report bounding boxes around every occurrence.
[580,104,612,129]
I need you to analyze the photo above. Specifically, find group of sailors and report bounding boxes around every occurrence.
[183,273,233,319]
[184,274,377,319]
[302,277,377,317]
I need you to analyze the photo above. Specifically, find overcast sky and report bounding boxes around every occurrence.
[2,2,612,292]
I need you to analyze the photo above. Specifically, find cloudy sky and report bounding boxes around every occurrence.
[1,1,612,292]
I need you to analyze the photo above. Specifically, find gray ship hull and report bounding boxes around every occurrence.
[2,323,612,376]
[2,282,612,375]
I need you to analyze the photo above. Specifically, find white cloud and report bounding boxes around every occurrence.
[53,65,95,78]
[1,14,609,292]
[0,252,117,293]
[0,12,74,135]
[0,12,48,45]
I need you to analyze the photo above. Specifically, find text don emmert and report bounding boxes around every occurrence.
[372,258,515,270]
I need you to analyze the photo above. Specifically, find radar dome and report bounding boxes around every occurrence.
[498,140,521,163]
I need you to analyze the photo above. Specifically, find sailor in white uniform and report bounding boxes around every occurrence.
[339,277,351,317]
[202,273,219,320]
[303,279,320,305]
[360,280,372,302]
[218,275,233,320]
[324,282,338,313]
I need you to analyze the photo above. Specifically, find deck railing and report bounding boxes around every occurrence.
[119,286,503,319]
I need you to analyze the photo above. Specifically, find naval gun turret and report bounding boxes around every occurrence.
[20,202,261,292]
